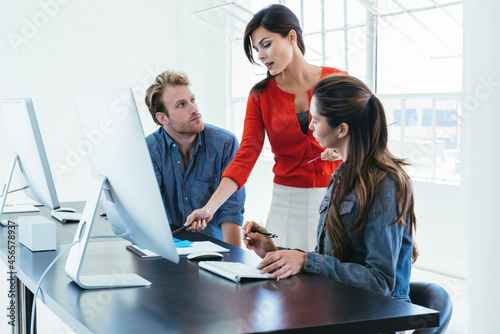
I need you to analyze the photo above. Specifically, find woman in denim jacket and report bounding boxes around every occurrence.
[243,74,418,300]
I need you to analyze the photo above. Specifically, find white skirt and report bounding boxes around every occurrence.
[265,183,327,251]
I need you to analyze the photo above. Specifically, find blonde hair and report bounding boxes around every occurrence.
[145,70,191,125]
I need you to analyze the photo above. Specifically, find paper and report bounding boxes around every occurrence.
[126,241,230,258]
[2,205,40,213]
[176,241,230,255]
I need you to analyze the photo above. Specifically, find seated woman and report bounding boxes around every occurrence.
[243,74,418,301]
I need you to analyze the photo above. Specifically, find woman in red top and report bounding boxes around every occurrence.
[186,4,345,250]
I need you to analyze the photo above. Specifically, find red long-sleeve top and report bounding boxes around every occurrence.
[222,67,346,189]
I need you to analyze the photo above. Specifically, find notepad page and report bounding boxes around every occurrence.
[198,261,273,283]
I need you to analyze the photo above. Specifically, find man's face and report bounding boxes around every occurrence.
[160,85,204,136]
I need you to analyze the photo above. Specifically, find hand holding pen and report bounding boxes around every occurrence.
[242,221,278,258]
[251,229,278,238]
[308,148,342,163]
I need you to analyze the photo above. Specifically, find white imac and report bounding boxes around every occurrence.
[0,98,60,226]
[66,87,179,289]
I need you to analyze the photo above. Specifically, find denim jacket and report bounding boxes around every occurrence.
[302,166,413,300]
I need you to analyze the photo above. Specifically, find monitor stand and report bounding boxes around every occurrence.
[0,154,29,227]
[65,174,151,289]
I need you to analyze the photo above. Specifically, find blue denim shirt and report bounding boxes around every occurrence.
[146,125,245,241]
[302,166,413,300]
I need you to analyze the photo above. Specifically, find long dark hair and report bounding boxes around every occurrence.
[313,74,418,263]
[243,4,305,96]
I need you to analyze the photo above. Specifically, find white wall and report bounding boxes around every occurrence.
[175,0,229,129]
[0,0,179,203]
[0,0,231,205]
[412,181,466,278]
[463,0,500,332]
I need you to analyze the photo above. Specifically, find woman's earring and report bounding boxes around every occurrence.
[338,135,341,139]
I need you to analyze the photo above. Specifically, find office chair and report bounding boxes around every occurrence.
[409,282,453,334]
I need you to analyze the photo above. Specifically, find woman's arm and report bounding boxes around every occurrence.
[303,178,405,296]
[186,94,265,230]
[185,177,239,231]
[242,221,278,258]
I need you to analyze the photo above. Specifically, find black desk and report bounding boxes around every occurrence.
[1,202,439,333]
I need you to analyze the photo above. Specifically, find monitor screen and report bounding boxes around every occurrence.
[67,87,178,288]
[0,98,60,225]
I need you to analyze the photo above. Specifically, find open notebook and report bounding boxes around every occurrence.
[198,261,275,283]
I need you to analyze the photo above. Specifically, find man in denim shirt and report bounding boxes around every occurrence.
[145,70,245,246]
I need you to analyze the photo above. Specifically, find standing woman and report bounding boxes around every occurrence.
[186,4,346,250]
[243,74,418,301]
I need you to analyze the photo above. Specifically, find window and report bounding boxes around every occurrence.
[375,0,463,182]
[384,93,461,182]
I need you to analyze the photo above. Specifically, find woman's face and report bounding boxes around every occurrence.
[309,96,341,149]
[250,26,294,76]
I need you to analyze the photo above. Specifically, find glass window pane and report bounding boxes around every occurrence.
[393,0,435,11]
[382,96,461,182]
[384,99,404,158]
[303,0,322,32]
[434,99,461,182]
[325,31,345,70]
[324,0,344,30]
[304,33,323,65]
[414,9,462,56]
[377,12,462,94]
[401,99,433,179]
[347,0,366,26]
[248,0,278,12]
[346,27,367,81]
[377,3,463,94]
[231,40,254,98]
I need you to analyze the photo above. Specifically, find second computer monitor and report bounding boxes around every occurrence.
[0,98,60,225]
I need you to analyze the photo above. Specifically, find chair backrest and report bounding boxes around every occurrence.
[409,282,453,334]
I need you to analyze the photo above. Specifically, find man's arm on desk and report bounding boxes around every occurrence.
[222,222,242,247]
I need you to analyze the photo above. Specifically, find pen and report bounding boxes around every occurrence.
[172,225,187,235]
[307,156,321,164]
[251,229,278,238]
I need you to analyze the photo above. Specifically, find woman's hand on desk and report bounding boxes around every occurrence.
[259,250,306,280]
[242,221,277,258]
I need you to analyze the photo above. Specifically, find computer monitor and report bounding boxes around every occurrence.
[0,98,60,226]
[65,87,179,289]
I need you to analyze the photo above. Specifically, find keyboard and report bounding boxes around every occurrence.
[198,261,274,283]
[51,211,82,223]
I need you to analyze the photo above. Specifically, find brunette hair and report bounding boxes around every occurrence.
[243,4,305,96]
[313,74,418,263]
[145,70,190,125]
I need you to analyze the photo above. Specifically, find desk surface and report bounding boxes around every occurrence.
[1,202,439,333]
